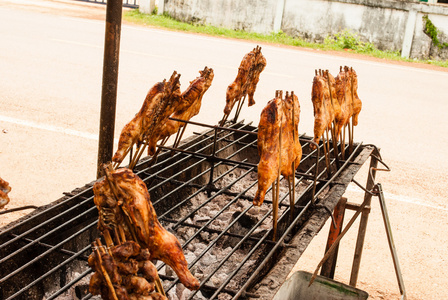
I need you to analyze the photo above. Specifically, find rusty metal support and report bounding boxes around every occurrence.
[97,0,123,178]
[320,197,347,279]
[349,151,379,286]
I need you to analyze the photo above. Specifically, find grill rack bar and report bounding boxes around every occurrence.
[0,119,363,300]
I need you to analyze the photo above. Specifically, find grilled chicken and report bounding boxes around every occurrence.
[335,67,353,138]
[112,72,182,164]
[112,82,166,164]
[158,67,214,142]
[280,92,302,179]
[311,73,337,148]
[95,167,200,291]
[253,92,302,206]
[224,46,266,116]
[89,239,167,299]
[345,66,362,126]
[0,177,11,209]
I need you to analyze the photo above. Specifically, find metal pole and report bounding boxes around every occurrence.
[96,0,123,178]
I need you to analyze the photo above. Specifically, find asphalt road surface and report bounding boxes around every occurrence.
[0,0,447,299]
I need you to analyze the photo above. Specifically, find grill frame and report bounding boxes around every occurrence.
[0,121,374,300]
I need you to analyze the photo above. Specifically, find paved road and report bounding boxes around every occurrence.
[0,0,447,298]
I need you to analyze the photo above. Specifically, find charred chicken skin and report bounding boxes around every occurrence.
[0,177,11,209]
[94,168,200,291]
[253,92,302,206]
[158,67,214,142]
[224,46,266,115]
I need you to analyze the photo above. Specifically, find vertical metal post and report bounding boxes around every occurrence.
[349,152,379,286]
[96,0,123,178]
[321,197,347,279]
[377,183,407,300]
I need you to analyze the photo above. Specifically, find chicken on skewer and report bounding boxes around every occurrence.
[335,66,354,159]
[112,71,182,168]
[0,177,11,209]
[344,66,362,154]
[94,166,200,291]
[311,71,336,149]
[253,91,302,206]
[346,66,362,127]
[88,239,168,300]
[221,46,266,125]
[157,67,214,148]
[253,95,282,207]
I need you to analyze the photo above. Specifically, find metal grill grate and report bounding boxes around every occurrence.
[0,121,372,300]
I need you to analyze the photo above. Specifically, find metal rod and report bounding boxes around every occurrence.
[7,245,91,300]
[376,183,407,300]
[0,204,96,265]
[0,219,97,284]
[96,0,122,178]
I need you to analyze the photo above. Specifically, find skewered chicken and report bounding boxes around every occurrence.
[112,72,182,165]
[345,66,362,126]
[253,92,302,206]
[0,177,11,209]
[89,240,167,300]
[279,92,302,178]
[311,73,336,148]
[335,67,353,138]
[223,46,267,116]
[158,67,214,142]
[94,167,200,291]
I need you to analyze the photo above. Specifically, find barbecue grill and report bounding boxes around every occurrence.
[0,120,375,300]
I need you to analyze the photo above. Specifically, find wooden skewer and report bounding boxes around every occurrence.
[103,229,115,248]
[171,123,188,156]
[273,119,282,242]
[321,131,331,178]
[129,142,148,170]
[290,91,296,221]
[349,68,355,155]
[233,95,246,123]
[118,225,127,243]
[154,275,166,296]
[341,124,346,160]
[347,119,353,157]
[93,240,119,300]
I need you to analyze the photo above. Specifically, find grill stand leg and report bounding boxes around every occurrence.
[320,197,347,278]
[349,153,378,286]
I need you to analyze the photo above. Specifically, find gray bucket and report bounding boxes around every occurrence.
[272,271,369,300]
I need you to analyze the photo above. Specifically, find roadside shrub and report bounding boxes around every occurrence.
[325,29,375,53]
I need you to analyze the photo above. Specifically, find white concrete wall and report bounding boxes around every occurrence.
[163,0,278,34]
[162,0,448,59]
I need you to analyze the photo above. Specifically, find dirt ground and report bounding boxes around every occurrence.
[1,1,447,299]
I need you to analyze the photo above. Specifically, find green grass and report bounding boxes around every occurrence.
[123,9,448,69]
